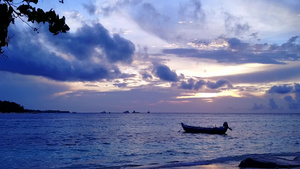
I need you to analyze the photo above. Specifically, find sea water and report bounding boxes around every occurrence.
[0,112,299,168]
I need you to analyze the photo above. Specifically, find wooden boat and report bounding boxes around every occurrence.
[181,122,232,134]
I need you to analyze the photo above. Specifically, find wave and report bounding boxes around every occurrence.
[142,152,300,169]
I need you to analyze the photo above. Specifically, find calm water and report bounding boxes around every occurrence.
[0,112,300,168]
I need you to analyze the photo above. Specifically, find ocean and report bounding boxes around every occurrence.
[0,112,299,168]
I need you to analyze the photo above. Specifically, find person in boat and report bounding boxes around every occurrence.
[222,122,232,130]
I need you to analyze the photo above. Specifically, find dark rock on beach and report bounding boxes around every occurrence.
[239,155,300,168]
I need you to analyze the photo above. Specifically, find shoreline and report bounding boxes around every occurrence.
[143,153,300,169]
[173,161,240,169]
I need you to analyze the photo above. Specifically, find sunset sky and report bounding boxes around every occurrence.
[1,0,300,113]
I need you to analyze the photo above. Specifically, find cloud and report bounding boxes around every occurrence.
[224,12,250,36]
[227,38,248,50]
[206,79,232,89]
[269,98,278,109]
[178,0,206,23]
[267,85,293,94]
[194,79,206,90]
[113,82,127,88]
[53,23,135,63]
[295,83,300,93]
[153,64,179,82]
[133,3,171,40]
[141,72,153,80]
[163,36,300,65]
[252,103,264,110]
[265,83,300,110]
[83,3,97,15]
[282,83,300,109]
[284,95,300,109]
[179,78,231,90]
[212,63,300,84]
[180,78,196,90]
[96,0,141,16]
[1,23,135,81]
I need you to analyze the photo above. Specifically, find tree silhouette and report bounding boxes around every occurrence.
[0,0,69,56]
[0,100,25,113]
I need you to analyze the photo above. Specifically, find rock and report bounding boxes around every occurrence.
[239,156,300,168]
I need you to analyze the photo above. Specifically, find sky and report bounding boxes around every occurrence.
[0,0,300,113]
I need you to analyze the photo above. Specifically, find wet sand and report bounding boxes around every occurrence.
[171,161,240,169]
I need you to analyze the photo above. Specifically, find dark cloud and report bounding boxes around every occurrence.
[194,79,206,90]
[282,83,300,109]
[53,23,135,63]
[153,64,178,82]
[180,78,195,90]
[227,38,248,50]
[280,36,300,52]
[267,85,293,94]
[206,79,232,89]
[113,82,127,88]
[269,98,278,109]
[179,78,231,90]
[163,36,300,65]
[1,23,135,81]
[265,83,300,110]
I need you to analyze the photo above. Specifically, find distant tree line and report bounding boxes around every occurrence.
[0,100,25,113]
[0,100,70,113]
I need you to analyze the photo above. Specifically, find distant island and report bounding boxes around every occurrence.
[0,100,70,113]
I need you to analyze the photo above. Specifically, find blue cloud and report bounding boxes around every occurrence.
[83,3,97,15]
[180,78,195,90]
[224,12,250,36]
[153,64,178,82]
[267,83,300,110]
[267,85,293,94]
[0,23,135,81]
[141,72,152,80]
[179,78,206,90]
[269,98,278,109]
[284,95,299,109]
[206,79,232,89]
[53,23,135,63]
[162,36,300,65]
[283,83,300,109]
[179,78,231,90]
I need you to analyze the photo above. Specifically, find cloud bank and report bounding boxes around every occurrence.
[1,23,135,81]
[267,83,300,110]
[163,36,300,65]
[179,78,232,90]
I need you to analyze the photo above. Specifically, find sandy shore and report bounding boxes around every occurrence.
[172,155,300,169]
[171,161,240,169]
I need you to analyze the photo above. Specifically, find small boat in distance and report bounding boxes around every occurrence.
[181,122,232,134]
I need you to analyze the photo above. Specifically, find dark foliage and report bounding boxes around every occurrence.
[0,100,25,113]
[0,0,69,56]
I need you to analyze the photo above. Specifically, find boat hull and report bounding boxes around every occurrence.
[181,123,228,134]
